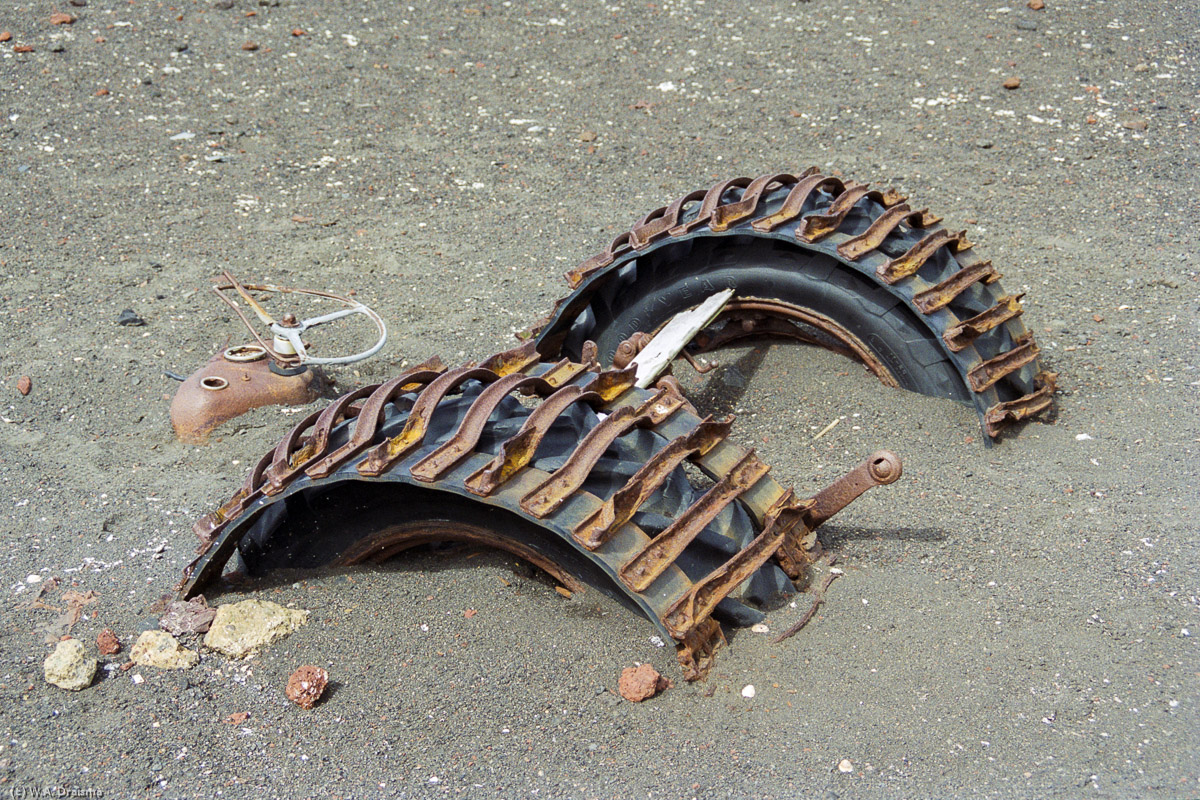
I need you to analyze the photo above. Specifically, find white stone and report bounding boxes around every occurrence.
[44,639,97,691]
[204,600,308,658]
[131,630,199,669]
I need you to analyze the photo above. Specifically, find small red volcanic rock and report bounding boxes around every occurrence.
[285,665,329,709]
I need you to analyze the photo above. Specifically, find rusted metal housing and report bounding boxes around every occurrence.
[529,170,1056,442]
[180,344,900,679]
[170,347,324,445]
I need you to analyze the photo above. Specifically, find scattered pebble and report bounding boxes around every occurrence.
[751,623,770,634]
[225,711,249,725]
[291,28,305,37]
[131,630,199,669]
[1003,77,1022,90]
[741,684,756,698]
[13,45,33,54]
[130,673,144,685]
[618,664,671,702]
[49,12,76,25]
[44,639,97,691]
[96,628,121,656]
[116,309,145,326]
[242,42,260,52]
[1120,117,1148,131]
[0,32,11,43]
[203,599,309,658]
[1075,433,1094,441]
[648,635,665,648]
[285,665,329,709]
[16,375,31,396]
[838,758,854,774]
[1027,0,1045,8]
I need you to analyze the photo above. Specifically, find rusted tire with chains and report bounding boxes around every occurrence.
[177,343,898,679]
[530,170,1056,441]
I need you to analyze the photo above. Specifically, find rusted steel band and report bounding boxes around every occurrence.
[464,368,637,497]
[193,509,227,550]
[797,183,869,242]
[943,294,1025,352]
[305,368,446,480]
[409,371,565,483]
[911,260,1001,314]
[333,521,586,594]
[519,389,684,518]
[630,189,706,248]
[261,409,325,495]
[765,491,817,579]
[618,450,770,593]
[675,617,724,682]
[983,371,1057,436]
[587,365,640,401]
[750,174,843,232]
[662,501,804,639]
[262,386,377,494]
[967,337,1039,393]
[240,449,274,499]
[565,232,633,289]
[357,366,506,477]
[194,447,275,548]
[669,177,754,236]
[710,173,799,232]
[536,359,589,389]
[463,384,590,497]
[877,229,969,284]
[803,450,902,530]
[865,187,909,208]
[478,340,542,376]
[836,204,941,261]
[572,416,733,550]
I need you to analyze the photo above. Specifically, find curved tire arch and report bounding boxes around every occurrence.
[531,171,1056,442]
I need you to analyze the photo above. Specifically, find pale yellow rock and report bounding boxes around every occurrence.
[131,630,199,669]
[44,639,97,691]
[203,599,309,658]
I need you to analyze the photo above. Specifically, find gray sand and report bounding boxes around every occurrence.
[1,1,1196,797]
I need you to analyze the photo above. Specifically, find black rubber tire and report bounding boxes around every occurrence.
[534,173,1054,440]
[237,480,645,608]
[570,235,970,402]
[201,372,791,628]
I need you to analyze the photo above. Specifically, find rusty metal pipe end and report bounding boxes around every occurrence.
[803,449,905,530]
[867,450,902,485]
